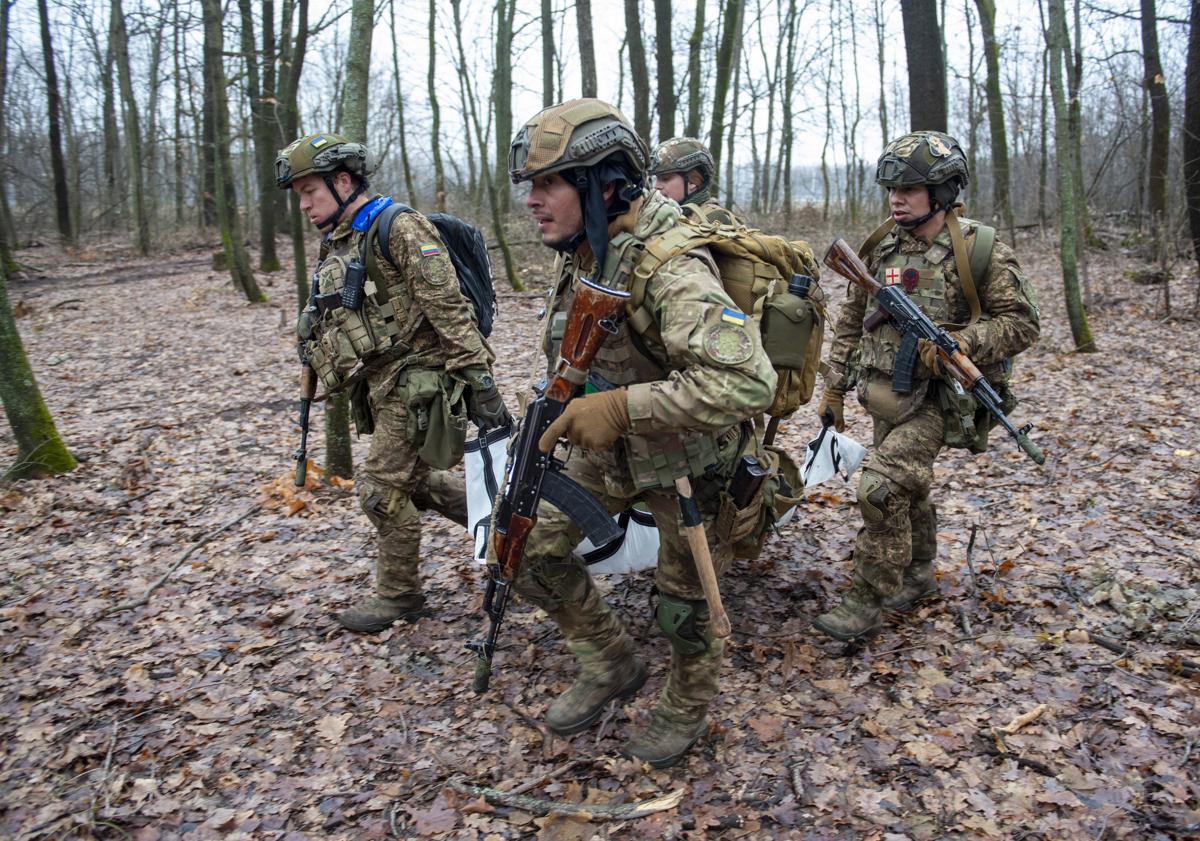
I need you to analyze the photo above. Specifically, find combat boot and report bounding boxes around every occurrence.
[812,580,883,641]
[545,636,646,737]
[882,561,938,611]
[336,594,427,633]
[623,708,708,769]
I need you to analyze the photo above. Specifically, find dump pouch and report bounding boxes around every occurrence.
[350,378,375,436]
[857,369,930,426]
[396,367,468,469]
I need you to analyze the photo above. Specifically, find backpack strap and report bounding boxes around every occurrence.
[858,217,896,261]
[969,223,995,293]
[945,209,982,326]
[362,200,423,343]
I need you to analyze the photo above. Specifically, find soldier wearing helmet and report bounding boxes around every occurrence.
[814,130,1040,642]
[504,100,775,768]
[278,133,508,633]
[650,137,739,225]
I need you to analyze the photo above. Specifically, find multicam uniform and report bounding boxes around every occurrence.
[825,217,1040,606]
[514,190,776,756]
[650,137,739,226]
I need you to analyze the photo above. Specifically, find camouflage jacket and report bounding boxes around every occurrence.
[827,215,1040,388]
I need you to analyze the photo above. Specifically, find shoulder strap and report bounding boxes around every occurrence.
[858,217,896,261]
[969,223,995,292]
[945,209,982,326]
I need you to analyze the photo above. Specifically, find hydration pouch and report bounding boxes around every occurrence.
[761,292,816,371]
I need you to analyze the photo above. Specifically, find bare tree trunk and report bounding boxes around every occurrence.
[111,0,151,254]
[577,0,597,98]
[975,0,1014,239]
[0,0,19,261]
[707,0,743,196]
[685,0,704,137]
[389,0,418,206]
[1046,0,1095,352]
[145,10,166,231]
[1140,0,1170,258]
[874,0,889,146]
[781,0,798,225]
[494,0,514,212]
[1184,0,1200,314]
[201,0,265,303]
[900,0,947,131]
[1066,0,1089,302]
[278,0,311,306]
[654,0,675,140]
[428,0,446,211]
[725,19,743,206]
[173,0,186,226]
[37,0,72,245]
[625,0,651,140]
[237,0,280,270]
[542,0,555,107]
[964,1,979,209]
[449,0,522,292]
[1037,2,1049,229]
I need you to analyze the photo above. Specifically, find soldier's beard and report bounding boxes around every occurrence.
[546,229,586,253]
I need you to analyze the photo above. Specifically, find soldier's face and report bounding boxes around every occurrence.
[526,173,584,248]
[292,171,354,230]
[655,172,687,203]
[888,185,931,225]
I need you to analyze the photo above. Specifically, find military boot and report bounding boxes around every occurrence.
[336,594,427,633]
[545,635,646,737]
[882,560,938,611]
[812,580,883,641]
[623,707,709,769]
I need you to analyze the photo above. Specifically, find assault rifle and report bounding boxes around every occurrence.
[823,238,1044,465]
[467,278,629,694]
[294,364,316,486]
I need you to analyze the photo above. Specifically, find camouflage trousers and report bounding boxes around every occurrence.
[358,378,467,599]
[512,447,736,722]
[853,395,944,597]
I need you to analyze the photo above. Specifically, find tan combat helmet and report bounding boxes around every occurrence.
[875,131,969,225]
[275,133,377,229]
[509,99,649,265]
[650,137,716,205]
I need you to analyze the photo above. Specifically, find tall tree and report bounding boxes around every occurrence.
[1184,0,1200,312]
[428,0,446,211]
[494,0,515,211]
[200,0,265,302]
[0,0,17,264]
[278,0,312,305]
[1046,0,1095,352]
[37,0,72,245]
[625,0,651,139]
[542,0,555,106]
[110,0,151,254]
[900,0,947,131]
[975,0,1013,239]
[389,0,418,205]
[707,0,743,195]
[654,0,675,140]
[1140,0,1170,247]
[173,0,185,225]
[237,0,280,271]
[685,0,704,137]
[577,0,597,97]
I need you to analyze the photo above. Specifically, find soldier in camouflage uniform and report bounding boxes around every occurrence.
[277,133,510,633]
[814,131,1040,641]
[650,137,740,226]
[507,100,775,768]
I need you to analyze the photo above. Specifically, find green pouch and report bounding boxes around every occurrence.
[349,378,374,437]
[398,368,468,469]
[937,381,990,452]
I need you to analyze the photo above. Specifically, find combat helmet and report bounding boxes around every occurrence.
[650,137,716,205]
[875,131,969,227]
[275,133,377,229]
[510,99,648,268]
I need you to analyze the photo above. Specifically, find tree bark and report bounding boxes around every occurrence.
[428,0,446,211]
[389,0,418,206]
[1184,0,1200,313]
[0,0,18,262]
[685,0,704,137]
[37,0,72,245]
[975,0,1013,239]
[111,0,151,254]
[278,0,311,305]
[201,0,265,303]
[541,0,555,107]
[707,0,743,196]
[625,0,651,140]
[900,0,947,131]
[654,0,675,141]
[577,0,597,98]
[173,0,185,226]
[494,0,514,211]
[1140,0,1170,250]
[1046,0,1095,352]
[237,0,280,271]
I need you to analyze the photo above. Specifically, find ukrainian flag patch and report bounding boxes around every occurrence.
[309,136,328,148]
[419,242,442,257]
[721,307,746,325]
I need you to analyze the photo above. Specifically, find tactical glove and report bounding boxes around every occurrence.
[817,388,846,432]
[917,332,970,376]
[538,388,630,453]
[463,369,512,431]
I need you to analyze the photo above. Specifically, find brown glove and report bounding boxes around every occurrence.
[538,388,631,453]
[817,388,846,432]
[917,332,970,376]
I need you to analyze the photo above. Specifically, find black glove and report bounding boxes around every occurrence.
[465,370,512,431]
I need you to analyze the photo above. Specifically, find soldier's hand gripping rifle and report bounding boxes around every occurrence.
[467,278,630,694]
[823,238,1045,465]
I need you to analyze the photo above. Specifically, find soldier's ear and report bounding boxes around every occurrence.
[687,170,703,189]
[601,181,617,205]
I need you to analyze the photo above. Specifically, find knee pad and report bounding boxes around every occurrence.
[856,470,904,525]
[655,592,709,657]
[359,481,418,530]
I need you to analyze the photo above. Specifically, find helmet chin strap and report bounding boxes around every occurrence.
[316,172,369,230]
[552,164,644,274]
[895,186,942,229]
[681,170,710,204]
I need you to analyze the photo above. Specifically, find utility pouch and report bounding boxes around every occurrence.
[398,367,468,469]
[857,369,930,426]
[349,378,374,436]
[937,379,985,452]
[715,489,764,549]
[761,292,816,371]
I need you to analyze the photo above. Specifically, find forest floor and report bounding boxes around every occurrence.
[1,219,1198,841]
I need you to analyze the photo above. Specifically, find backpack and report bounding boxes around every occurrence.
[627,218,828,418]
[365,202,498,337]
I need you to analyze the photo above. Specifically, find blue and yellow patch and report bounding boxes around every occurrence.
[720,307,746,325]
[309,136,329,148]
[419,242,442,257]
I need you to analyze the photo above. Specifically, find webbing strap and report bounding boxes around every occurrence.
[858,217,896,261]
[946,210,982,326]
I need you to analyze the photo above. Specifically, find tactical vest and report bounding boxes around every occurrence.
[541,203,734,491]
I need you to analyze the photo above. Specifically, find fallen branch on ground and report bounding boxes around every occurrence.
[445,777,685,820]
[1077,629,1200,678]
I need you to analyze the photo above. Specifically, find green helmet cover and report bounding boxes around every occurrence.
[275,133,377,189]
[875,131,969,189]
[650,136,716,204]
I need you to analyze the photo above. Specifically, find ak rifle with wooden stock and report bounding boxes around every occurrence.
[823,238,1045,465]
[467,277,629,694]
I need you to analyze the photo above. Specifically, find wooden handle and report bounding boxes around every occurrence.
[674,476,731,639]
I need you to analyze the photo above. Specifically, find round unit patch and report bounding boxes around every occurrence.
[703,323,753,365]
